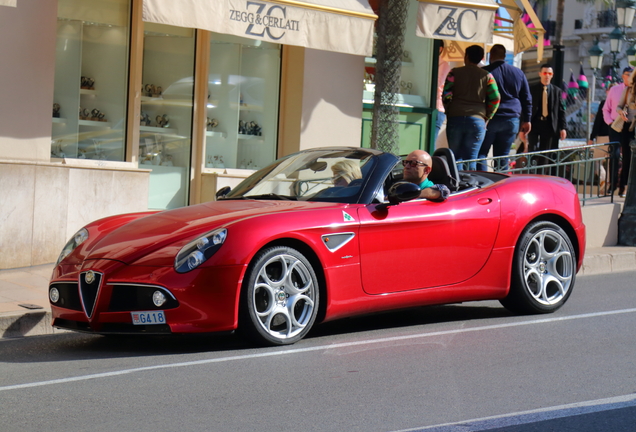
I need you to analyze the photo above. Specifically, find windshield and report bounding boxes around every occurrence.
[223,148,378,203]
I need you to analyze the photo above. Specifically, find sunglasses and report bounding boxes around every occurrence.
[541,72,553,76]
[402,160,428,168]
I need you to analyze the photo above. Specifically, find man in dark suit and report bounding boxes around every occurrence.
[528,64,567,153]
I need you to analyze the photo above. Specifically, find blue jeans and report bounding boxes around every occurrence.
[433,111,446,145]
[477,117,520,171]
[446,116,486,170]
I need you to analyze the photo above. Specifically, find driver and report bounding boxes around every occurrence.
[402,150,450,202]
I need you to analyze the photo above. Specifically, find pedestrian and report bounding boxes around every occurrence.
[528,64,567,155]
[434,40,451,146]
[443,45,500,170]
[588,87,612,146]
[477,44,532,171]
[602,67,634,197]
[588,85,614,192]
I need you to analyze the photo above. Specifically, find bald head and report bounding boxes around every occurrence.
[403,150,433,184]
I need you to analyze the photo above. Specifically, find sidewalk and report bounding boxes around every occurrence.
[2,246,636,339]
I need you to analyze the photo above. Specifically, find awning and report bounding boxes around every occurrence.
[416,0,499,44]
[416,0,545,61]
[0,0,17,6]
[142,0,377,56]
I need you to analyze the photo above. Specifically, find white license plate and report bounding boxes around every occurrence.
[131,311,166,325]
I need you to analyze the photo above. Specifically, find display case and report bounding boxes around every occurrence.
[140,23,196,209]
[205,34,280,170]
[51,0,131,161]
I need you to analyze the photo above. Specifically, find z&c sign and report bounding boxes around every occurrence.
[434,7,479,40]
[229,1,300,41]
[416,3,494,44]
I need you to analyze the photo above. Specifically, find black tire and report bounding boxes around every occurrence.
[500,221,576,314]
[240,246,319,346]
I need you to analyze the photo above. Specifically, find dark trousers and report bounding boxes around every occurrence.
[528,119,559,152]
[608,124,633,190]
[528,119,559,174]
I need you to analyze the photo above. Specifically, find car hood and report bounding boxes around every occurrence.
[86,200,340,263]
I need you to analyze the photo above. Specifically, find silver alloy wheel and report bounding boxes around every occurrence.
[522,228,574,306]
[252,253,316,340]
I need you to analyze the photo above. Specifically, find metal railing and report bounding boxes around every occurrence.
[462,142,620,206]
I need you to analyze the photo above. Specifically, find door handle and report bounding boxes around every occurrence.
[478,197,492,205]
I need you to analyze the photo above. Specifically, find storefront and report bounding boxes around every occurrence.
[49,0,376,209]
[0,0,376,269]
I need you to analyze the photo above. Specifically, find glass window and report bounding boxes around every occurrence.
[141,23,196,210]
[224,148,376,203]
[51,0,131,161]
[205,33,281,170]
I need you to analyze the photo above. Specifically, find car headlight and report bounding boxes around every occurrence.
[174,228,227,273]
[55,228,89,266]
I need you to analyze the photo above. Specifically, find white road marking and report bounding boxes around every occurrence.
[2,307,636,392]
[391,393,636,432]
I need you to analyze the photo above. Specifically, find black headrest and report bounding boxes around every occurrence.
[431,148,459,191]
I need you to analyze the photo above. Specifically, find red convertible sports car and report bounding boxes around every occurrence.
[49,147,585,345]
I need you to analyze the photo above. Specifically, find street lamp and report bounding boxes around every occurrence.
[589,40,604,70]
[615,0,636,28]
[587,41,604,141]
[609,26,625,54]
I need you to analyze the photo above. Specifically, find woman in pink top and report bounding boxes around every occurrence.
[603,67,633,197]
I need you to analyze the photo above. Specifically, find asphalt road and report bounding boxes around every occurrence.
[1,271,636,432]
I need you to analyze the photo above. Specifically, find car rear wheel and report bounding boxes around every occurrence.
[241,246,319,346]
[501,221,576,314]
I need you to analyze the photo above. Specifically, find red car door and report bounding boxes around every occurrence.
[357,189,501,294]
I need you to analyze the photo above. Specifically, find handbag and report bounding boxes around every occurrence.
[611,87,629,132]
[611,115,625,132]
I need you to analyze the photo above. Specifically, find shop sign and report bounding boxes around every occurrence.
[143,0,376,56]
[229,2,300,40]
[416,2,495,44]
[0,0,17,6]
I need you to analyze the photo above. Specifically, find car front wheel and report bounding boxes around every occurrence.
[501,221,576,314]
[241,246,319,346]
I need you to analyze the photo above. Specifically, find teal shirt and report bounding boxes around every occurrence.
[419,179,434,189]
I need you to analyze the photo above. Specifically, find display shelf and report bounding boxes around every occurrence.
[80,88,98,96]
[52,117,67,124]
[231,104,262,112]
[141,96,192,107]
[140,125,178,134]
[206,130,227,138]
[78,119,112,127]
[238,134,264,142]
[362,90,424,108]
[141,95,163,102]
[364,57,413,67]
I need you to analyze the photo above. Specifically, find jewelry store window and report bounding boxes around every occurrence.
[141,23,195,210]
[51,0,131,161]
[205,33,281,170]
[361,0,434,154]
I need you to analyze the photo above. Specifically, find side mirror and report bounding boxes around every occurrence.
[216,186,231,200]
[387,181,420,205]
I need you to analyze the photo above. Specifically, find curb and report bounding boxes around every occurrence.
[580,247,636,276]
[0,309,60,339]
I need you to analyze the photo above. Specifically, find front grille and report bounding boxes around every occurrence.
[49,282,82,311]
[108,284,179,312]
[100,323,172,334]
[79,271,103,318]
[53,318,92,332]
[53,319,171,334]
